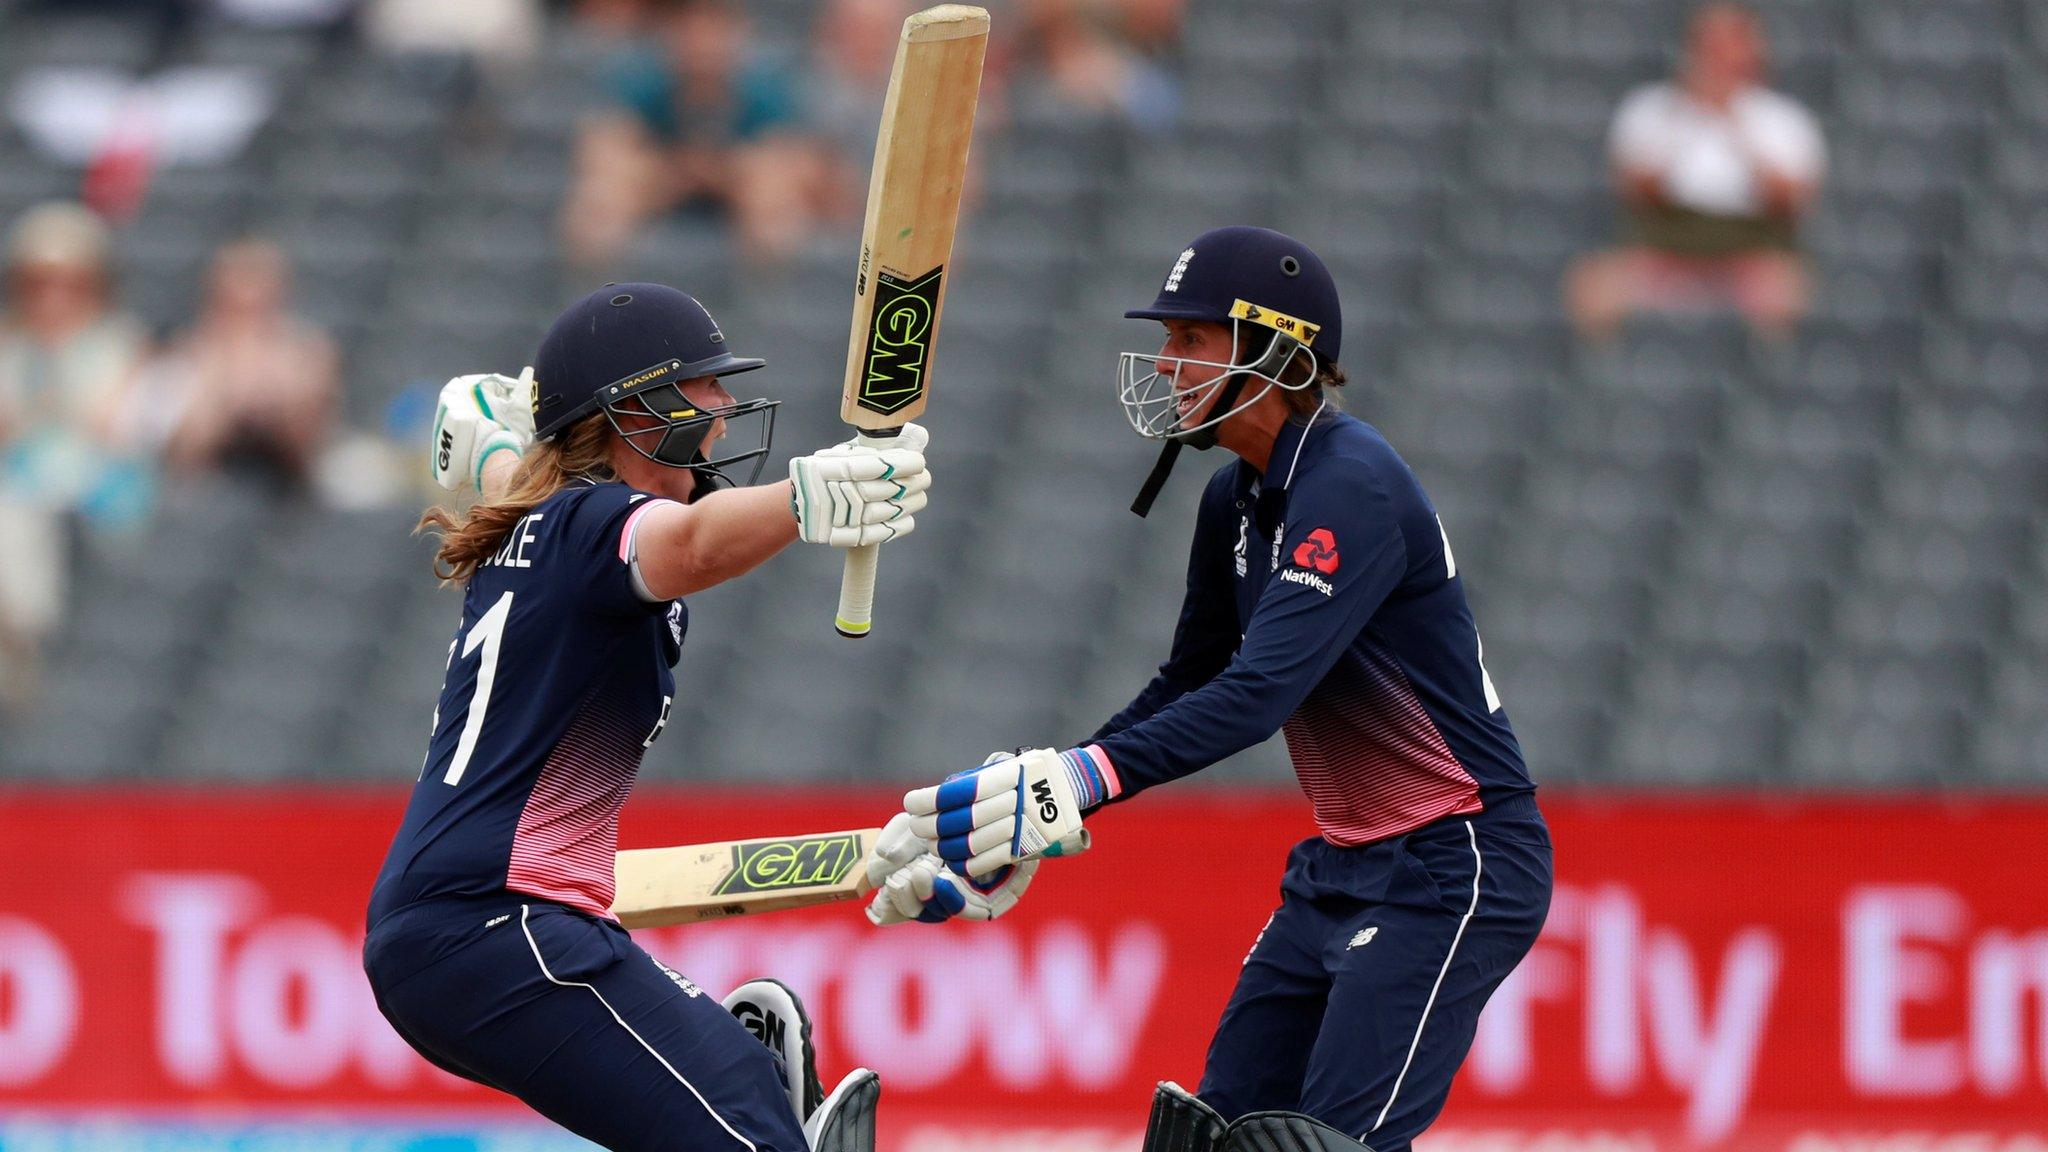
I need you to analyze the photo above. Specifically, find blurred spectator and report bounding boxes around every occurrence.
[808,0,916,167]
[569,0,650,42]
[1565,3,1825,343]
[560,0,835,266]
[0,202,152,715]
[213,0,356,28]
[362,0,543,66]
[1011,0,1180,132]
[151,238,339,489]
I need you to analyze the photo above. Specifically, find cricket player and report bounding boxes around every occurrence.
[363,283,943,1152]
[895,228,1554,1152]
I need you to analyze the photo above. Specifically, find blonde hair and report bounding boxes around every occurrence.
[417,415,614,584]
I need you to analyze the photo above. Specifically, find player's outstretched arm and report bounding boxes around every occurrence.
[631,423,930,600]
[629,484,802,600]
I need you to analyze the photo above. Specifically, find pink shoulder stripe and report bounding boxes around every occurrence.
[617,499,675,563]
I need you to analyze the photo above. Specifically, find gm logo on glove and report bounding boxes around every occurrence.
[1031,778,1060,824]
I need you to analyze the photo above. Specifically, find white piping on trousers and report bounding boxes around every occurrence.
[1367,820,1483,1138]
[519,905,758,1152]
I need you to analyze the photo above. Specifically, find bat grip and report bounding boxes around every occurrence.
[834,430,898,638]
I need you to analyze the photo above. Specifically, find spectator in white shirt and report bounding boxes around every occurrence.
[1565,3,1826,342]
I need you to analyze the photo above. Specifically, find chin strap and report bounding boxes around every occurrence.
[1129,371,1246,518]
[1130,440,1181,518]
[687,461,732,503]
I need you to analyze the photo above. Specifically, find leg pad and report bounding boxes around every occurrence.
[805,1068,880,1152]
[1222,1111,1376,1152]
[1144,1081,1228,1152]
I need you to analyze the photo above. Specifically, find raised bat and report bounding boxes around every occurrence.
[834,4,990,638]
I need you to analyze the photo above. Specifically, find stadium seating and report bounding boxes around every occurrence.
[0,0,2039,788]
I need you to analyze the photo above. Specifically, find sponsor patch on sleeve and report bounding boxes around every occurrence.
[1280,527,1339,596]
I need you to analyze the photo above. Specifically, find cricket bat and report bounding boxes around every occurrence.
[834,4,990,638]
[610,827,884,928]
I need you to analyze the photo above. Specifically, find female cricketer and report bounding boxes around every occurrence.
[362,283,932,1152]
[896,227,1555,1152]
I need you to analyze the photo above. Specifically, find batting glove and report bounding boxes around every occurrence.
[432,369,535,493]
[789,423,930,548]
[864,811,1089,926]
[903,746,1111,877]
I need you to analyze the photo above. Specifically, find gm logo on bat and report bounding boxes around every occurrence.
[858,265,945,415]
[713,832,867,895]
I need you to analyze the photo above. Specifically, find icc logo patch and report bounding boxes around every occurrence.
[1292,528,1340,574]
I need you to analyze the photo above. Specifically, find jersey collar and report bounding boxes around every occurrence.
[1235,401,1334,499]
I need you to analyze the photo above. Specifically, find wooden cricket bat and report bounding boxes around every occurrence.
[610,827,884,928]
[834,4,990,638]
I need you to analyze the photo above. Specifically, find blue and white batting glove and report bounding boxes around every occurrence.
[432,369,535,493]
[903,746,1114,877]
[863,812,1090,926]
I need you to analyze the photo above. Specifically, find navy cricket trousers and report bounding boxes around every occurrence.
[363,895,807,1152]
[1199,798,1552,1152]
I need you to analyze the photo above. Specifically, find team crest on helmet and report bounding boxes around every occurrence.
[1163,247,1195,293]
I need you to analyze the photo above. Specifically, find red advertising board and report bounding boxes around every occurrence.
[1,789,2045,1152]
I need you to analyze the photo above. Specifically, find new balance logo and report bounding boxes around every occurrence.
[655,961,703,998]
[1348,927,1378,950]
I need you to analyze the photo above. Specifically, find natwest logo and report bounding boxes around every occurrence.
[1291,528,1339,574]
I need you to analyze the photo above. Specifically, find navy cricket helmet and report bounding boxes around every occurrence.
[1124,225,1342,365]
[1118,227,1343,516]
[531,283,778,489]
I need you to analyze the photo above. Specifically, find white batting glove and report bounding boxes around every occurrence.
[432,369,536,492]
[789,422,929,548]
[904,746,1108,877]
[864,812,1090,926]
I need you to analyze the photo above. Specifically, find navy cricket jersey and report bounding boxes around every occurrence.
[369,481,684,925]
[1088,409,1535,845]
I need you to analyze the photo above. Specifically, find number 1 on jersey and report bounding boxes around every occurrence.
[444,590,514,786]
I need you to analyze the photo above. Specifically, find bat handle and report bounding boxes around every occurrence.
[834,430,897,638]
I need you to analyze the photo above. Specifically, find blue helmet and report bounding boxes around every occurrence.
[532,283,778,488]
[1124,225,1343,364]
[1117,227,1343,516]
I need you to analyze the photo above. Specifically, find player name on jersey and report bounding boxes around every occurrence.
[481,513,544,570]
